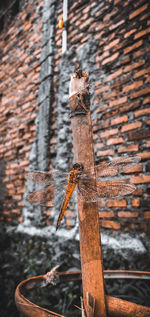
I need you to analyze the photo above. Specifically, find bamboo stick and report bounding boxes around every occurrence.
[69,69,107,317]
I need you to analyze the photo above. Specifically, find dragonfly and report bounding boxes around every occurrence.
[26,156,140,230]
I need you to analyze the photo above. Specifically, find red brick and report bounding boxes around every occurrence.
[95,121,109,130]
[133,188,143,196]
[93,134,98,141]
[19,160,28,167]
[2,211,9,216]
[134,108,150,118]
[109,20,125,31]
[102,52,119,65]
[130,87,150,99]
[105,69,122,82]
[95,80,102,88]
[144,212,150,219]
[146,118,150,125]
[12,209,21,214]
[130,175,150,184]
[129,4,149,19]
[143,96,150,105]
[146,140,150,148]
[111,115,128,126]
[133,0,147,8]
[138,152,150,160]
[134,27,150,39]
[94,31,105,41]
[124,60,145,73]
[18,188,25,194]
[104,39,120,51]
[9,163,19,169]
[97,149,115,157]
[94,97,101,105]
[140,13,150,21]
[96,85,109,95]
[97,51,109,64]
[109,96,127,108]
[7,189,16,196]
[103,8,118,22]
[118,144,139,153]
[133,50,143,59]
[13,195,22,201]
[118,211,139,218]
[146,46,150,53]
[128,129,150,141]
[120,56,131,65]
[99,210,114,218]
[124,29,136,38]
[103,90,119,101]
[146,76,150,84]
[123,164,143,173]
[133,67,150,78]
[101,220,120,230]
[18,216,23,223]
[122,80,143,93]
[95,142,104,149]
[6,170,14,176]
[108,199,127,207]
[6,183,14,189]
[114,0,121,4]
[107,137,124,146]
[124,40,143,54]
[121,121,142,132]
[101,128,119,138]
[65,210,75,218]
[132,198,140,207]
[65,218,73,228]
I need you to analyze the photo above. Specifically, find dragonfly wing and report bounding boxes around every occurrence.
[96,181,136,198]
[109,155,141,169]
[78,178,136,201]
[95,164,119,177]
[78,178,99,202]
[95,156,141,177]
[26,186,55,204]
[26,172,52,185]
[26,170,68,185]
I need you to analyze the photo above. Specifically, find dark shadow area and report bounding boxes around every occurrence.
[0,0,20,33]
[0,224,150,317]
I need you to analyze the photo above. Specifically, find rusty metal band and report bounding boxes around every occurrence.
[15,270,150,317]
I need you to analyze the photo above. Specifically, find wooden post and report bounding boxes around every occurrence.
[69,69,107,317]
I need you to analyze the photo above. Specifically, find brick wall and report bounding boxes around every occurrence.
[0,0,43,223]
[0,0,150,232]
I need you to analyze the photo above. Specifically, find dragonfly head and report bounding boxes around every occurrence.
[73,163,84,172]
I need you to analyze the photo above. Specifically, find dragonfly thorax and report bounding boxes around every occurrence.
[69,163,84,184]
[73,163,84,171]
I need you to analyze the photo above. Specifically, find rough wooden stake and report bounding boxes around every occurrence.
[69,69,107,317]
[86,293,95,317]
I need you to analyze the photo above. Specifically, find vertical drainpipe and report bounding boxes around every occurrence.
[62,0,68,53]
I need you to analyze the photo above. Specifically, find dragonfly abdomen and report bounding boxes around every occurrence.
[56,182,76,230]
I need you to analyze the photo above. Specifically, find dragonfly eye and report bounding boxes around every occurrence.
[73,163,84,171]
